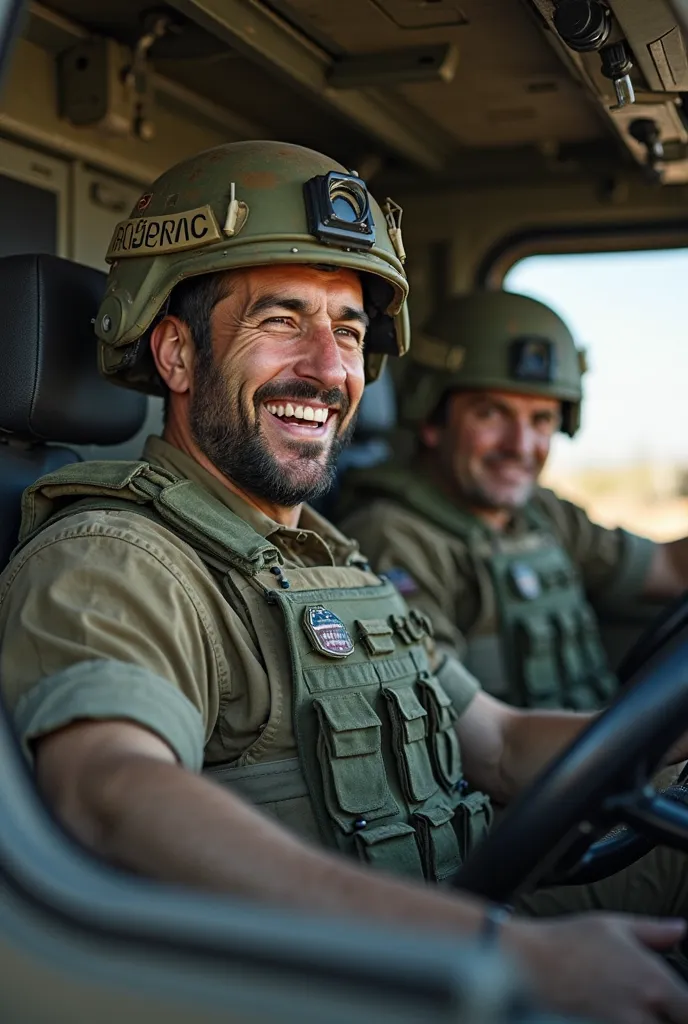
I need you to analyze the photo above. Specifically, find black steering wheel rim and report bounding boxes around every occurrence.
[617,588,688,685]
[452,602,688,902]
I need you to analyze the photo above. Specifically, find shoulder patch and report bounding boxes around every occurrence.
[383,567,419,596]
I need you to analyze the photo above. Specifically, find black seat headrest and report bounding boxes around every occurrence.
[355,368,397,439]
[0,253,147,445]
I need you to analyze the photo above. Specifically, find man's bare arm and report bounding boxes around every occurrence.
[455,691,592,804]
[458,691,687,807]
[643,538,688,601]
[36,718,487,934]
[34,716,688,1024]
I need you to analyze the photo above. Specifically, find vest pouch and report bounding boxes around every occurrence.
[413,803,462,882]
[578,607,617,702]
[204,757,321,845]
[514,617,559,707]
[453,790,493,858]
[554,609,596,710]
[417,673,462,792]
[353,822,424,878]
[314,692,398,834]
[383,684,438,804]
[356,619,396,656]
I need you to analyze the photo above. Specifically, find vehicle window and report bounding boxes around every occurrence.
[0,137,68,256]
[504,249,688,541]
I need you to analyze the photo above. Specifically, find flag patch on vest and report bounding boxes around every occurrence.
[383,567,418,596]
[303,606,355,659]
[509,562,541,600]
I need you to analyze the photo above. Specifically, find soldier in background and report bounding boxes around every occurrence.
[339,291,688,710]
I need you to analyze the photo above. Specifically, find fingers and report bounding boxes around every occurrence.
[647,958,688,1024]
[625,916,687,951]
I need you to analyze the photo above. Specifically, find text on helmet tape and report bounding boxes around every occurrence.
[105,205,223,261]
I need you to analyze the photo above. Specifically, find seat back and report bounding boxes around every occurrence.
[314,368,398,519]
[0,254,147,567]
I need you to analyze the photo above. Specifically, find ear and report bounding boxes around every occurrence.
[149,316,194,397]
[420,422,441,449]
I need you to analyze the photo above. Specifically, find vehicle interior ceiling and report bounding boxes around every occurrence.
[16,0,688,294]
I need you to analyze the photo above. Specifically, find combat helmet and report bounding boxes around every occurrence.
[401,290,586,436]
[95,140,410,393]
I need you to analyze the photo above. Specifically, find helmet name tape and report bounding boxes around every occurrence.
[414,334,465,372]
[106,205,223,262]
[508,336,557,383]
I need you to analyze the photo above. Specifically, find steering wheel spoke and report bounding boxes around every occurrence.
[611,787,688,851]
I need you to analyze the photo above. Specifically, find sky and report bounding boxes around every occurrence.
[505,249,688,472]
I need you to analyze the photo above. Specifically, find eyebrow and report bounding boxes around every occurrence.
[246,294,369,329]
[470,396,560,418]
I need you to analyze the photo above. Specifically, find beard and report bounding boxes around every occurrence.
[189,353,356,507]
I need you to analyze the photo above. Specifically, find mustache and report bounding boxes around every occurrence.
[483,453,538,472]
[253,379,350,418]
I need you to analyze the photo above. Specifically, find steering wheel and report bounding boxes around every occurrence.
[452,591,688,902]
[616,589,688,686]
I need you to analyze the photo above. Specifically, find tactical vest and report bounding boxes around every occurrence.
[18,460,492,883]
[344,469,617,711]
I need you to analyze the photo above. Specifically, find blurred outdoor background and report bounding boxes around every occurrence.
[505,249,688,540]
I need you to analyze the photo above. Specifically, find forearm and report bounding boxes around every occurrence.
[60,750,487,937]
[643,537,688,600]
[497,709,594,801]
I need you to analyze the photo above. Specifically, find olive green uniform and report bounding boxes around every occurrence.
[1,437,495,878]
[338,466,655,709]
[346,290,656,712]
[2,436,688,922]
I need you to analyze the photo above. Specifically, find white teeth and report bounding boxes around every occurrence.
[268,402,330,424]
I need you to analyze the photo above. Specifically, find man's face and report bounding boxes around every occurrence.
[189,264,367,506]
[421,389,561,511]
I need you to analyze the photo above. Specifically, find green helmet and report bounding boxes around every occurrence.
[402,290,586,436]
[95,140,409,393]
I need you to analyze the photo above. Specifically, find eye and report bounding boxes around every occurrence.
[335,326,365,346]
[533,411,560,434]
[261,315,299,334]
[474,403,500,421]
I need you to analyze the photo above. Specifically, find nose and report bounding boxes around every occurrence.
[503,415,537,458]
[292,324,348,392]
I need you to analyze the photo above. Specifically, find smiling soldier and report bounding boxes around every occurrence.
[338,291,688,712]
[3,142,688,1024]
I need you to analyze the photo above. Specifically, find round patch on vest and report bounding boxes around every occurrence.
[509,562,541,600]
[303,606,355,659]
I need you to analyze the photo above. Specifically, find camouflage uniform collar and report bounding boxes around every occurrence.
[144,435,361,568]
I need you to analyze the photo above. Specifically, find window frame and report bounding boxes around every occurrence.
[476,219,688,289]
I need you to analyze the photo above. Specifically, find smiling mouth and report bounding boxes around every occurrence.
[264,401,335,428]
